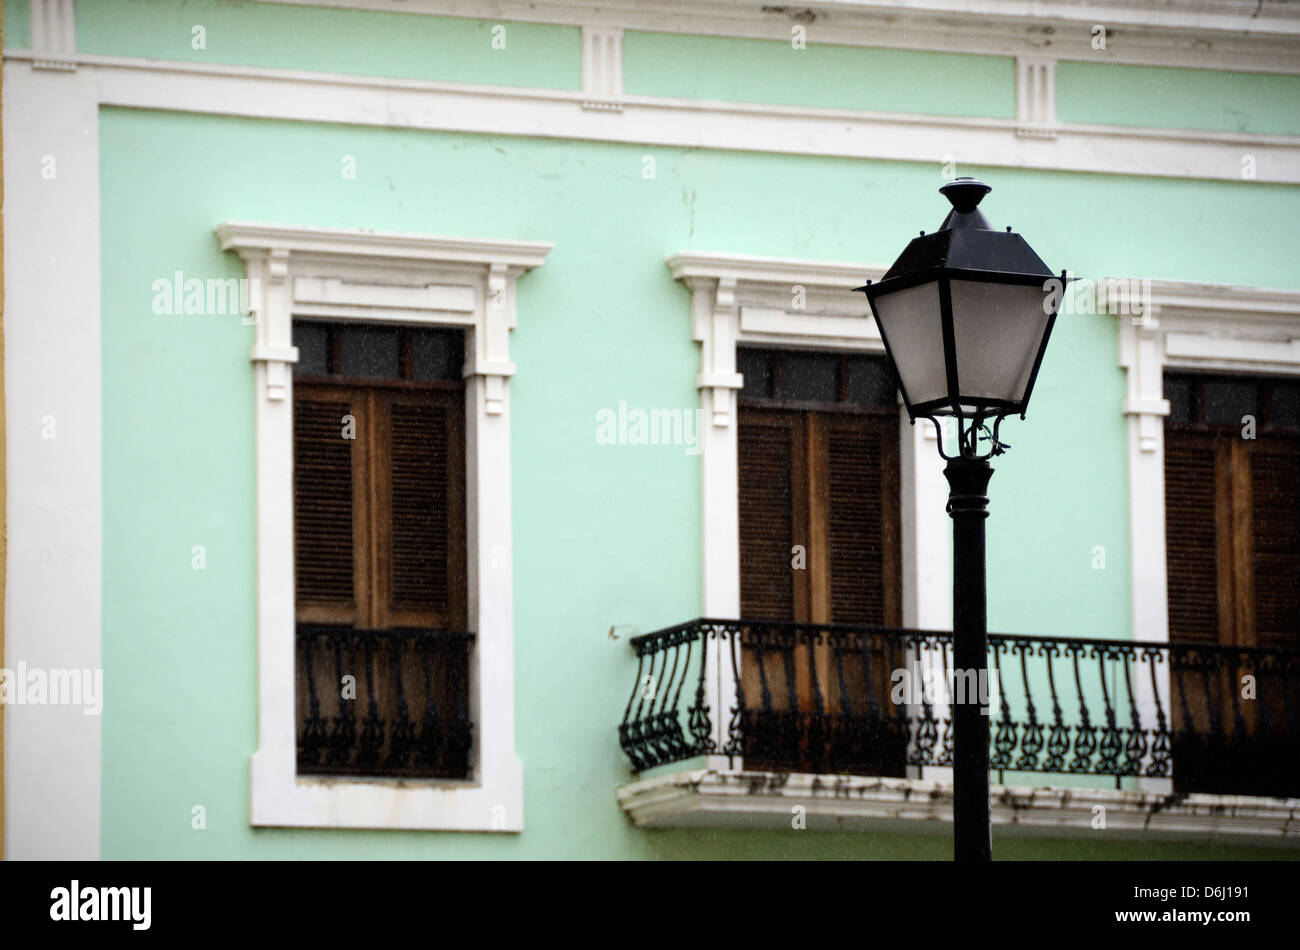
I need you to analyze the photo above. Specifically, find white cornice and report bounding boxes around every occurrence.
[618,769,1300,844]
[1105,279,1300,338]
[666,251,882,289]
[7,51,1297,184]
[215,221,554,270]
[257,0,1300,74]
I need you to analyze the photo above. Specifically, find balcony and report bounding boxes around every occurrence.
[295,625,474,780]
[617,619,1300,841]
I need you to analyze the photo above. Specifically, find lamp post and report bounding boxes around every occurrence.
[856,178,1064,862]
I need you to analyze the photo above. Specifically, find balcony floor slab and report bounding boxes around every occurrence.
[616,770,1300,847]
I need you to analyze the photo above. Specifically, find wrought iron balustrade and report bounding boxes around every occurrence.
[296,624,474,780]
[618,618,1300,798]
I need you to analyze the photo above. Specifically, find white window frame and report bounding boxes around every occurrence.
[216,221,552,831]
[667,251,953,770]
[1111,278,1300,793]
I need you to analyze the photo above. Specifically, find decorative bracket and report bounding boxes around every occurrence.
[1117,309,1169,453]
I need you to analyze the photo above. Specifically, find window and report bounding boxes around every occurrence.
[736,347,903,775]
[1164,372,1300,647]
[218,221,550,830]
[292,323,472,780]
[1163,371,1300,796]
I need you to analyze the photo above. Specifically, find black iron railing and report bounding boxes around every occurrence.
[618,619,1300,798]
[296,624,474,780]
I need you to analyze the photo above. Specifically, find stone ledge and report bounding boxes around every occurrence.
[617,770,1300,846]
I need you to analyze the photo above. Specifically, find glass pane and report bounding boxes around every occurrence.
[1273,381,1300,429]
[1164,375,1193,423]
[737,347,771,399]
[293,323,330,375]
[780,351,839,403]
[339,325,401,379]
[411,328,463,381]
[948,279,1052,405]
[871,282,947,409]
[848,355,896,406]
[1203,379,1257,425]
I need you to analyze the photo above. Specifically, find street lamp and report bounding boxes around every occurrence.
[856,178,1064,862]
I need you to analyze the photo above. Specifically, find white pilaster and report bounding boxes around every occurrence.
[3,62,102,858]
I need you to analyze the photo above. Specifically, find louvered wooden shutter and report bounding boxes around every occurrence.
[825,419,888,625]
[381,391,466,629]
[294,389,357,619]
[1164,432,1219,642]
[738,415,798,620]
[1250,443,1300,649]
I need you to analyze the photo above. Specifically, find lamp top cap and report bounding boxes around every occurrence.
[939,178,991,212]
[937,178,993,231]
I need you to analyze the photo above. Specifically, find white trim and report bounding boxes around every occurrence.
[580,26,624,111]
[29,0,77,71]
[667,251,953,760]
[216,221,552,831]
[2,62,102,860]
[1015,57,1057,139]
[5,51,1300,184]
[617,769,1300,844]
[258,0,1300,75]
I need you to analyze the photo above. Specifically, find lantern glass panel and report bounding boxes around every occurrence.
[873,281,947,408]
[948,279,1051,405]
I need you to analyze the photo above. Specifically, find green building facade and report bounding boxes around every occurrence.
[3,0,1298,859]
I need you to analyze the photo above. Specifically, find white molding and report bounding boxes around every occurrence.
[1015,57,1057,139]
[2,62,102,859]
[216,221,552,830]
[581,26,623,111]
[29,0,77,71]
[256,0,1300,75]
[616,769,1300,844]
[667,251,954,758]
[6,51,1300,184]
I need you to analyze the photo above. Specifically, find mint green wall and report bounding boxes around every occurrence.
[4,0,29,48]
[75,0,579,88]
[98,103,1300,859]
[1058,61,1300,135]
[624,31,1014,118]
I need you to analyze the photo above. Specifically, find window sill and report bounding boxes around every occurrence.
[251,748,523,831]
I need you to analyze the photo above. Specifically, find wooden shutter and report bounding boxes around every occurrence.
[738,412,802,620]
[1164,432,1220,643]
[379,390,466,630]
[1250,442,1300,649]
[823,417,898,626]
[294,387,358,622]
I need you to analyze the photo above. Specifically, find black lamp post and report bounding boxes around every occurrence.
[856,178,1064,862]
